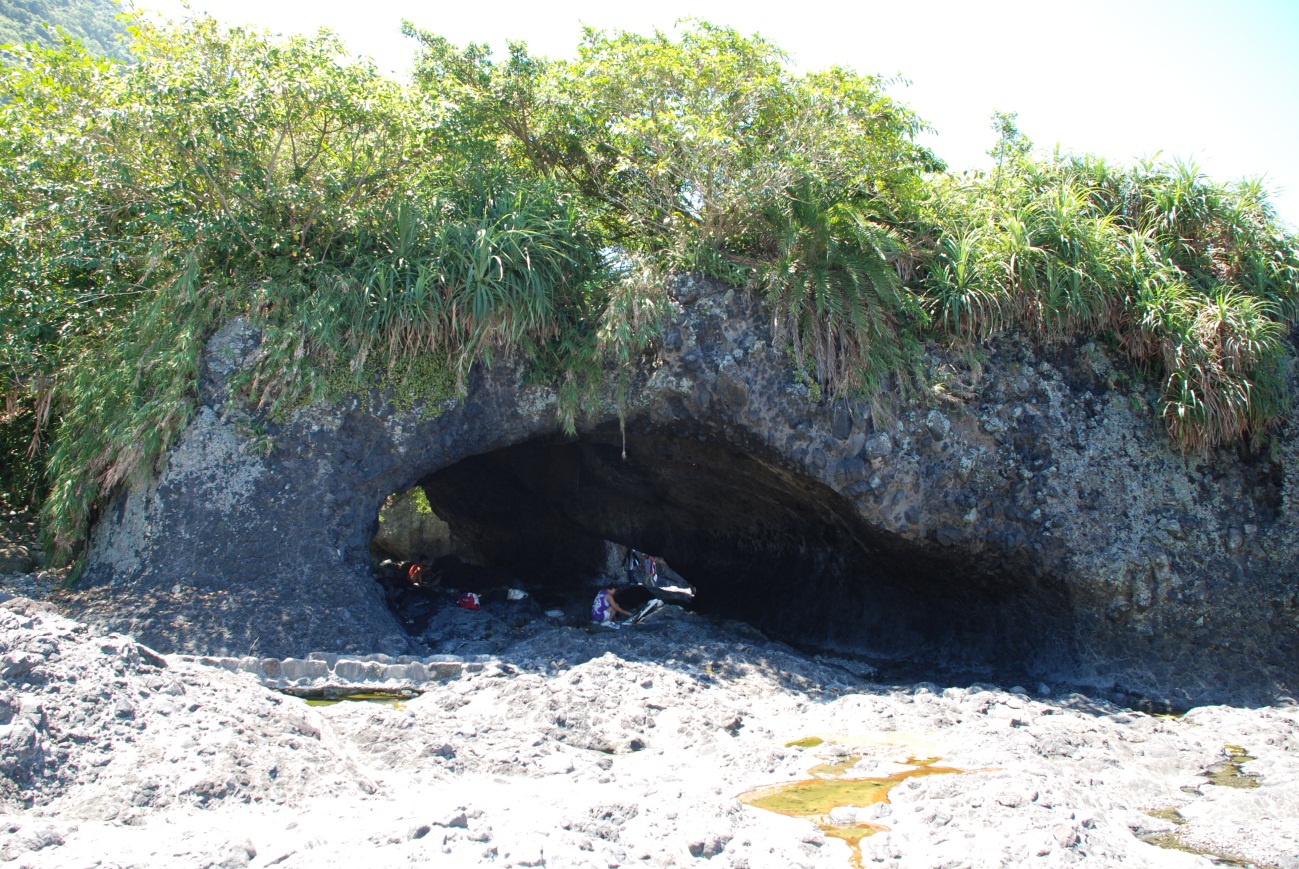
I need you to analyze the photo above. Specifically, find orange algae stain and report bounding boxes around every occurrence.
[824,825,888,869]
[739,756,964,868]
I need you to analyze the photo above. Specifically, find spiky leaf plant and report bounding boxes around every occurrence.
[920,226,1005,342]
[761,181,920,398]
[920,146,1299,453]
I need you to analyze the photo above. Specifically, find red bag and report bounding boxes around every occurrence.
[457,592,481,611]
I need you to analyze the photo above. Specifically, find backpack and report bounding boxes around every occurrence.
[457,592,481,611]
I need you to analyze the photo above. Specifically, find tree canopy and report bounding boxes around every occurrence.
[0,15,1295,564]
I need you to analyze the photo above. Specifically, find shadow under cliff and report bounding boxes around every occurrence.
[407,421,1075,677]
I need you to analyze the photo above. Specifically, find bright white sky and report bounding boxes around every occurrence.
[138,0,1299,228]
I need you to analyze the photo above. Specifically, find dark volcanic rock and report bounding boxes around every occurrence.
[71,277,1299,704]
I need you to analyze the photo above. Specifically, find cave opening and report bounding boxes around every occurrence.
[369,423,1074,677]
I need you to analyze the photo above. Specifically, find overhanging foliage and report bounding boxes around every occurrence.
[0,16,1295,565]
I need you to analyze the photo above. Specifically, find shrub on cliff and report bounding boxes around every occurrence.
[0,19,605,561]
[405,21,939,402]
[0,16,1295,566]
[919,137,1299,453]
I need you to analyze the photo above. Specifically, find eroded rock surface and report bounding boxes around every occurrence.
[2,599,1297,868]
[71,276,1299,704]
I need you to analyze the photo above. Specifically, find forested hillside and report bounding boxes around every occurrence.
[1,16,1295,565]
[0,0,128,59]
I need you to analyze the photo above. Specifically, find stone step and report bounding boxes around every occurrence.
[172,651,486,691]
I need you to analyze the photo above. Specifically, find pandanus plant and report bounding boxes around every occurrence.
[761,181,918,398]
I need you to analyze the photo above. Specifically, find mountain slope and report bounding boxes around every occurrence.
[0,0,128,59]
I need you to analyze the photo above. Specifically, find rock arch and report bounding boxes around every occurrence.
[75,276,1299,705]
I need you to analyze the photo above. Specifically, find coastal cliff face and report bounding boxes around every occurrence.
[74,275,1299,706]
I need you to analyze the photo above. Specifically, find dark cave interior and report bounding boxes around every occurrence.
[373,424,1075,674]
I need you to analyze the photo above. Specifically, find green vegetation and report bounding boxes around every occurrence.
[410,487,433,516]
[406,21,938,399]
[0,16,1295,565]
[921,123,1298,454]
[0,20,603,557]
[0,0,129,60]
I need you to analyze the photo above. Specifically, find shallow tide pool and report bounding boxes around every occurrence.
[740,743,966,867]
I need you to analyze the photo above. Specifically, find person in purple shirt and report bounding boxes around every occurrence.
[591,585,632,627]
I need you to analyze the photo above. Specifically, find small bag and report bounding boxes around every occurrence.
[457,592,481,611]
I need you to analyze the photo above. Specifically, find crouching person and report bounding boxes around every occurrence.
[591,585,631,628]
